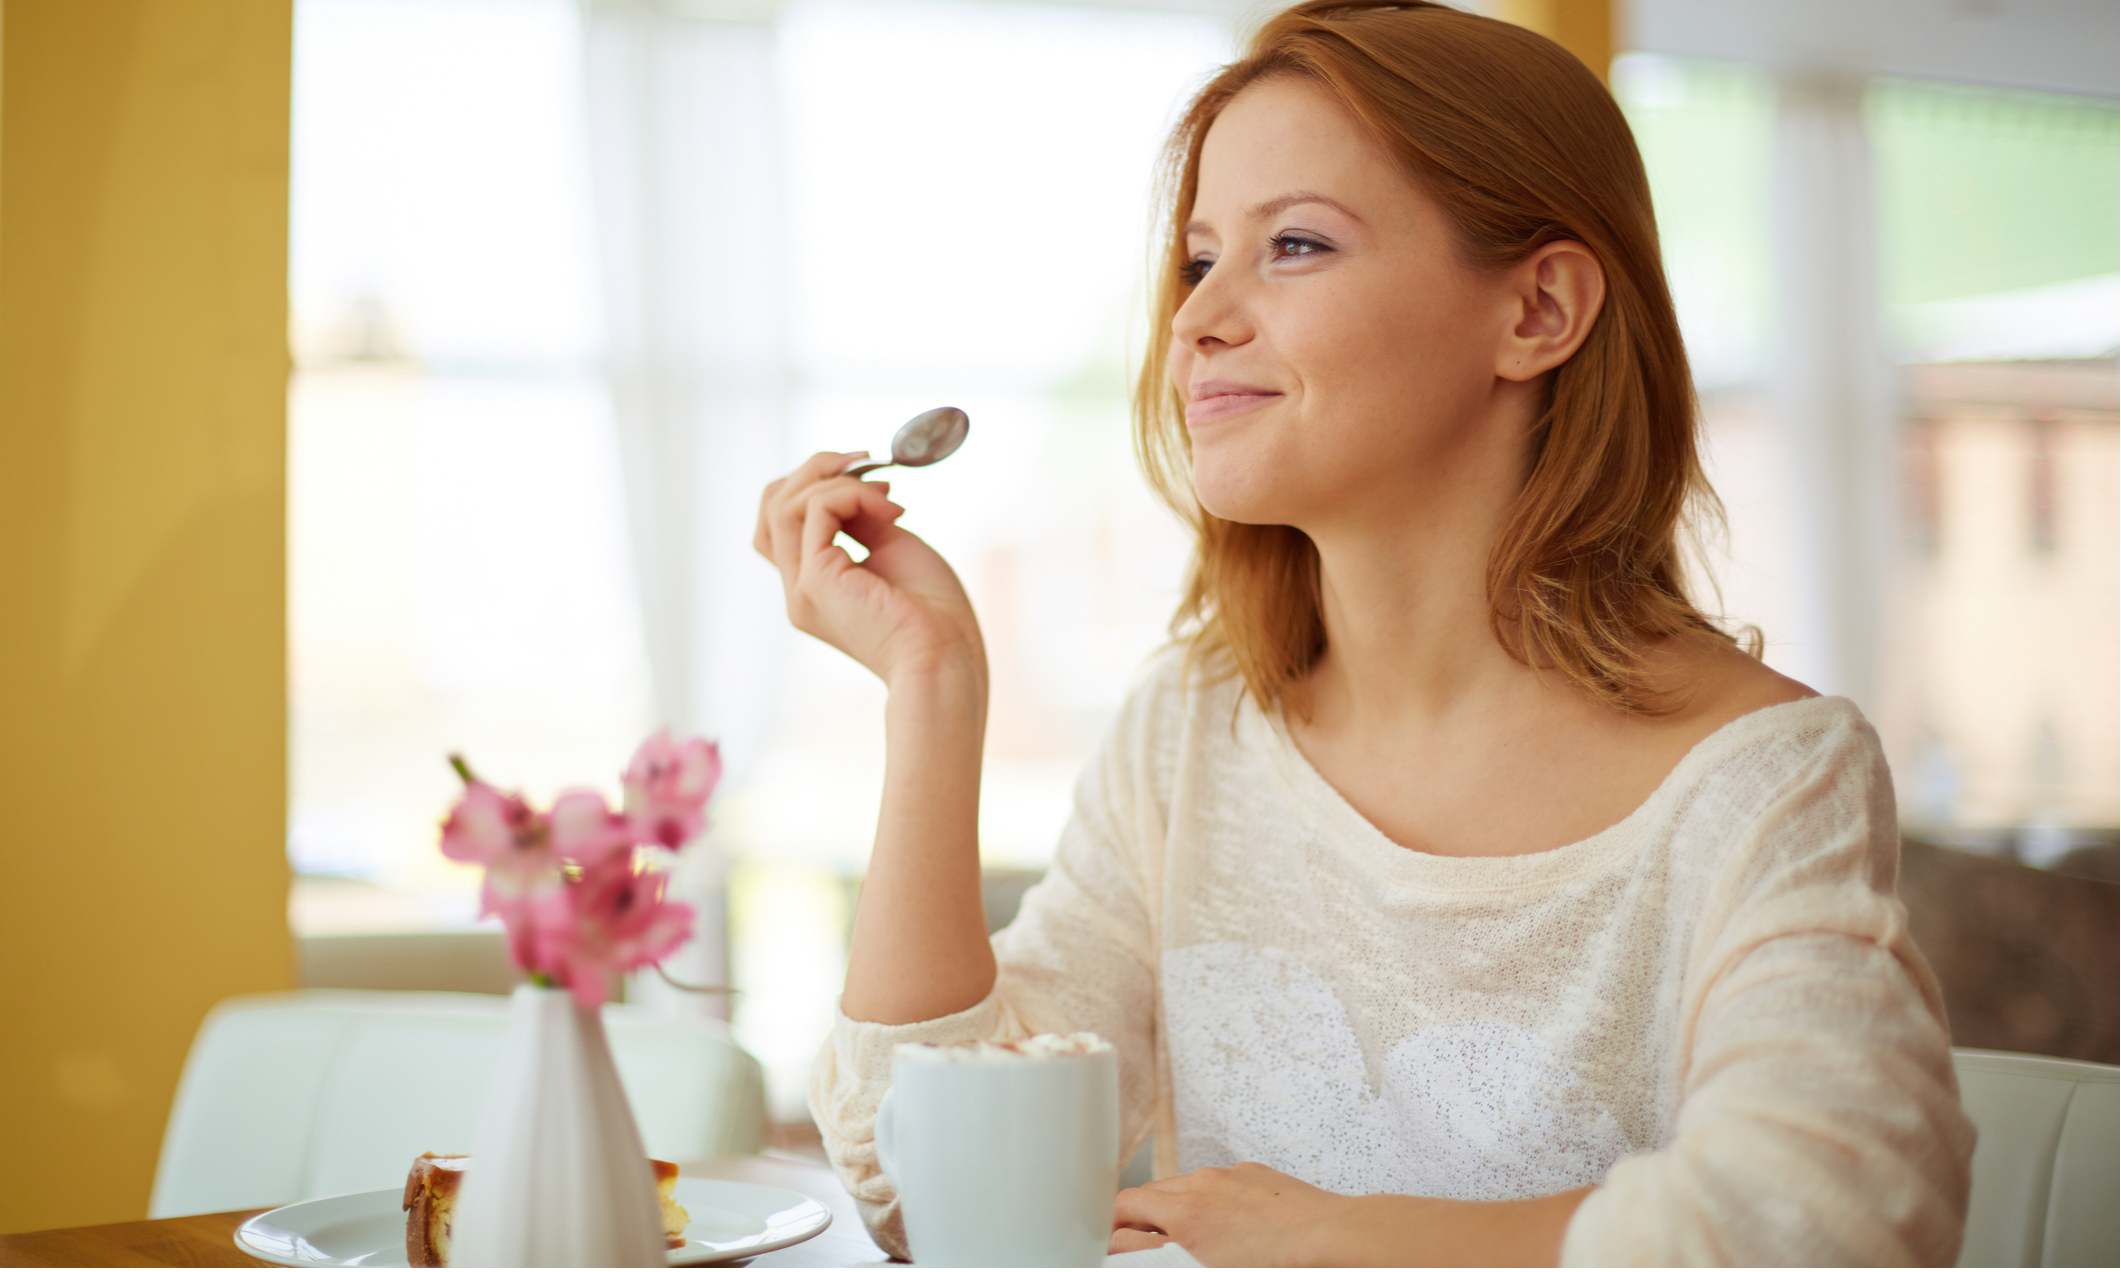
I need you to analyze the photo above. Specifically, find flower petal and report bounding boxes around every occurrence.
[441,783,531,865]
[622,733,721,850]
[549,788,635,867]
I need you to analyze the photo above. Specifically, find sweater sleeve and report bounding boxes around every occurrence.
[807,661,1172,1258]
[1560,713,1976,1266]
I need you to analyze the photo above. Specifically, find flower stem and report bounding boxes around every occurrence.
[529,972,555,989]
[448,752,479,786]
[653,963,739,995]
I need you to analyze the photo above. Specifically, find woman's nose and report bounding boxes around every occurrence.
[1170,271,1252,352]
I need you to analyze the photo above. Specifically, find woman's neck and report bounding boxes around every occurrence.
[1294,405,1539,735]
[1301,522,1527,738]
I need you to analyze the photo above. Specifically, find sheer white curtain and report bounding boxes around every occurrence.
[582,0,795,1008]
[288,0,658,931]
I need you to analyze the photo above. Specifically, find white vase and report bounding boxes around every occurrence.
[450,984,666,1267]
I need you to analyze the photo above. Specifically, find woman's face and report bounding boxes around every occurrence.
[1170,76,1539,531]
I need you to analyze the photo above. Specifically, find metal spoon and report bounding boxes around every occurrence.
[843,407,970,479]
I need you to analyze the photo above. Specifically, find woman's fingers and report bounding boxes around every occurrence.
[760,476,908,645]
[751,448,968,682]
[1112,1181,1190,1236]
[1107,1227,1174,1254]
[1109,1183,1182,1256]
[796,480,891,582]
[765,465,868,586]
[758,450,865,565]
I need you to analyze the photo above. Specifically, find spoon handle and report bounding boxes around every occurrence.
[841,460,895,479]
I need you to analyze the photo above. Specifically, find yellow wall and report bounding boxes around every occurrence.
[1497,0,1614,82]
[0,0,293,1232]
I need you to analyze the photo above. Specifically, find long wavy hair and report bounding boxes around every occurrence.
[1136,0,1742,716]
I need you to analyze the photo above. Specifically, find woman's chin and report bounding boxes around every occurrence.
[1190,440,1325,525]
[1194,478,1302,528]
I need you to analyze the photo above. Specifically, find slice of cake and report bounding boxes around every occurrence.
[402,1151,692,1266]
[650,1159,690,1249]
[403,1153,467,1268]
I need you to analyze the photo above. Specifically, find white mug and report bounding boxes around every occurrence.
[875,1036,1121,1267]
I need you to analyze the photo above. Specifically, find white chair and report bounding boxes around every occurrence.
[1954,1047,2118,1267]
[149,990,767,1218]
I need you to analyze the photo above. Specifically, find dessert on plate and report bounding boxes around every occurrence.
[402,1151,691,1267]
[649,1160,692,1251]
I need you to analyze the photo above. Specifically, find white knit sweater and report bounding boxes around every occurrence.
[810,651,1975,1265]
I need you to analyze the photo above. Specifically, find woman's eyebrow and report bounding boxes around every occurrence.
[1184,191,1366,237]
[1251,192,1364,223]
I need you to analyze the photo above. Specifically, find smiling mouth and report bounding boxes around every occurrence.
[1184,390,1281,425]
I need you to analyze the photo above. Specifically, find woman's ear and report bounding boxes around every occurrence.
[1495,241,1605,383]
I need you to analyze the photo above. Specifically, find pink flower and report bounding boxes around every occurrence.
[551,855,697,1009]
[443,782,561,895]
[622,732,721,850]
[440,782,541,867]
[441,783,575,974]
[548,788,635,869]
[441,739,711,997]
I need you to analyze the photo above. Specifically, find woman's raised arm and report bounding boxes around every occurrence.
[754,451,996,1024]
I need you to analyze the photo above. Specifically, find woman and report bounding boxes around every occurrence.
[756,1,1973,1264]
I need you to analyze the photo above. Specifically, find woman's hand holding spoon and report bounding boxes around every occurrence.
[753,408,982,689]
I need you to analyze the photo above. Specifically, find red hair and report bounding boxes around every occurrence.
[1136,0,1738,715]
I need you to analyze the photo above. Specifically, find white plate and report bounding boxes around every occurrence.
[233,1176,833,1267]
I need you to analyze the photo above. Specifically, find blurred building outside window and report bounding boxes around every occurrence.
[288,0,2117,1122]
[1615,56,2118,867]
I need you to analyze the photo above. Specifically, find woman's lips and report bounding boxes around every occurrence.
[1184,383,1282,425]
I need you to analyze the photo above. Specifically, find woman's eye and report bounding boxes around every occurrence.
[1179,256,1214,286]
[1270,234,1329,260]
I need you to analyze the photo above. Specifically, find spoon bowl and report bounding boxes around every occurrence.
[844,407,969,478]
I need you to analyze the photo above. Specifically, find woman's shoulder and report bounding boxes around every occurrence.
[1661,642,1878,793]
[1655,695,1905,970]
[1654,635,1822,748]
[1572,636,1855,827]
[1645,648,1895,892]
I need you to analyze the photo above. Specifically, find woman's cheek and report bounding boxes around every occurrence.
[1166,344,1196,404]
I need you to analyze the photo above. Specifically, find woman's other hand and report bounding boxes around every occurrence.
[1110,1163,1588,1266]
[754,451,985,689]
[1110,1163,1346,1266]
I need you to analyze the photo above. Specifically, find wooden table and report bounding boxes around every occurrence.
[0,1154,888,1268]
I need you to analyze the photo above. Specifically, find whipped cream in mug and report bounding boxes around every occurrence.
[895,1032,1113,1064]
